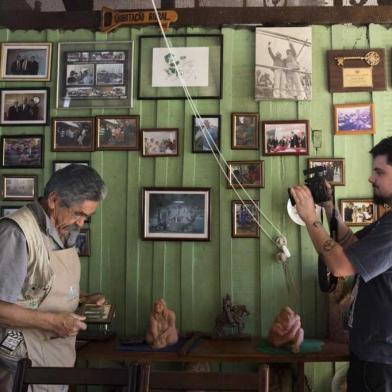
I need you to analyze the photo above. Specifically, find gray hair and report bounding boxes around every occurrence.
[43,164,107,207]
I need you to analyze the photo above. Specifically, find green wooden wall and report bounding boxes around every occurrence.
[1,23,392,391]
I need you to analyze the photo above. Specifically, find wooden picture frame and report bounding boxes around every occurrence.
[231,112,259,150]
[79,303,115,324]
[75,228,90,256]
[138,34,223,100]
[327,49,386,93]
[227,160,264,189]
[2,135,43,169]
[0,42,52,81]
[232,200,260,238]
[334,103,375,135]
[143,187,210,241]
[2,174,37,201]
[141,128,178,157]
[307,158,345,186]
[0,88,49,126]
[95,115,139,150]
[56,40,133,109]
[262,120,309,156]
[340,198,377,227]
[192,115,220,153]
[52,117,95,152]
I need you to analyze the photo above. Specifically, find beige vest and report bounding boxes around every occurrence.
[0,207,80,392]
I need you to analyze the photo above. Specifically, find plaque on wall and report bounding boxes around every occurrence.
[327,49,386,92]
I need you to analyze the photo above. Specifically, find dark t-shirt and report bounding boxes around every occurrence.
[345,211,392,363]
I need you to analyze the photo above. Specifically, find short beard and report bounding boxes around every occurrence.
[373,193,392,206]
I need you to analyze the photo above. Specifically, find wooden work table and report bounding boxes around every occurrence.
[77,337,350,391]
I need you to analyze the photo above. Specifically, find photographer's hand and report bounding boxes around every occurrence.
[290,185,317,225]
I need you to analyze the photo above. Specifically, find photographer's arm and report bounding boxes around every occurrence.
[290,186,356,277]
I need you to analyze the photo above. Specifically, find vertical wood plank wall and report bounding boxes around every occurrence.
[1,24,392,390]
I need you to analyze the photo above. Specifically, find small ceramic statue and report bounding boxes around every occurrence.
[145,298,178,349]
[268,306,304,353]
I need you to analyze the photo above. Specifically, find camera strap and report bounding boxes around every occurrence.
[318,206,338,293]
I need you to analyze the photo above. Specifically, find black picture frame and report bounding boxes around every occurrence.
[1,135,43,168]
[0,205,21,217]
[138,34,223,100]
[75,228,91,256]
[52,160,90,172]
[0,88,49,126]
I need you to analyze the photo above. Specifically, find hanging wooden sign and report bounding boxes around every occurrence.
[101,7,178,33]
[327,48,386,92]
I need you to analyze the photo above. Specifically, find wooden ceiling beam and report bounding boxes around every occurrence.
[0,7,392,31]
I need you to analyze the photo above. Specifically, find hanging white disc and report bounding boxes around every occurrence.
[287,199,322,226]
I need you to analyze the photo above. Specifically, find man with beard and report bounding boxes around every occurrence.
[290,136,392,392]
[0,164,107,391]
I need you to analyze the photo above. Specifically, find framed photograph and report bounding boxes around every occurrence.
[52,118,94,152]
[0,42,52,81]
[232,200,260,238]
[0,206,21,217]
[227,160,264,189]
[340,198,377,226]
[142,128,178,157]
[327,49,386,93]
[57,41,133,109]
[255,27,312,101]
[334,103,375,135]
[192,115,220,153]
[2,135,43,168]
[231,112,259,150]
[143,187,211,241]
[262,120,309,156]
[95,115,139,150]
[138,34,223,100]
[75,228,90,257]
[79,303,115,324]
[53,160,90,172]
[308,158,345,186]
[378,203,391,218]
[2,175,37,201]
[0,88,49,126]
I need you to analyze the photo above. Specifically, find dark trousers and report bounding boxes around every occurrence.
[347,355,392,392]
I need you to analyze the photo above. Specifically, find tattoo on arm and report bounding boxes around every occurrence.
[312,221,323,229]
[323,239,337,252]
[340,229,354,246]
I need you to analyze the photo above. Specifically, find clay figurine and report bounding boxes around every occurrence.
[145,298,178,349]
[268,306,304,353]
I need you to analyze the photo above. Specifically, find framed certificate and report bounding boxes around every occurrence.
[79,304,115,324]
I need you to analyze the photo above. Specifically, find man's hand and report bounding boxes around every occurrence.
[290,185,317,225]
[85,293,106,306]
[49,313,87,337]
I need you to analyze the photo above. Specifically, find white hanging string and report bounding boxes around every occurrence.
[149,0,290,254]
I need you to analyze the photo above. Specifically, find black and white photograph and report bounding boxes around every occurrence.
[143,187,211,241]
[57,42,133,109]
[0,42,52,81]
[2,175,37,201]
[308,158,345,186]
[2,135,43,168]
[52,118,94,152]
[66,63,94,86]
[96,63,124,85]
[96,115,139,150]
[255,27,312,101]
[0,88,49,126]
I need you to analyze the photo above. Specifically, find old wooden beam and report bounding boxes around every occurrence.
[0,7,392,31]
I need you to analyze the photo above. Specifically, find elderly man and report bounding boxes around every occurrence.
[0,164,107,391]
[290,136,392,392]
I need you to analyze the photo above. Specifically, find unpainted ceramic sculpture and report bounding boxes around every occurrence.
[268,306,304,353]
[145,298,178,349]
